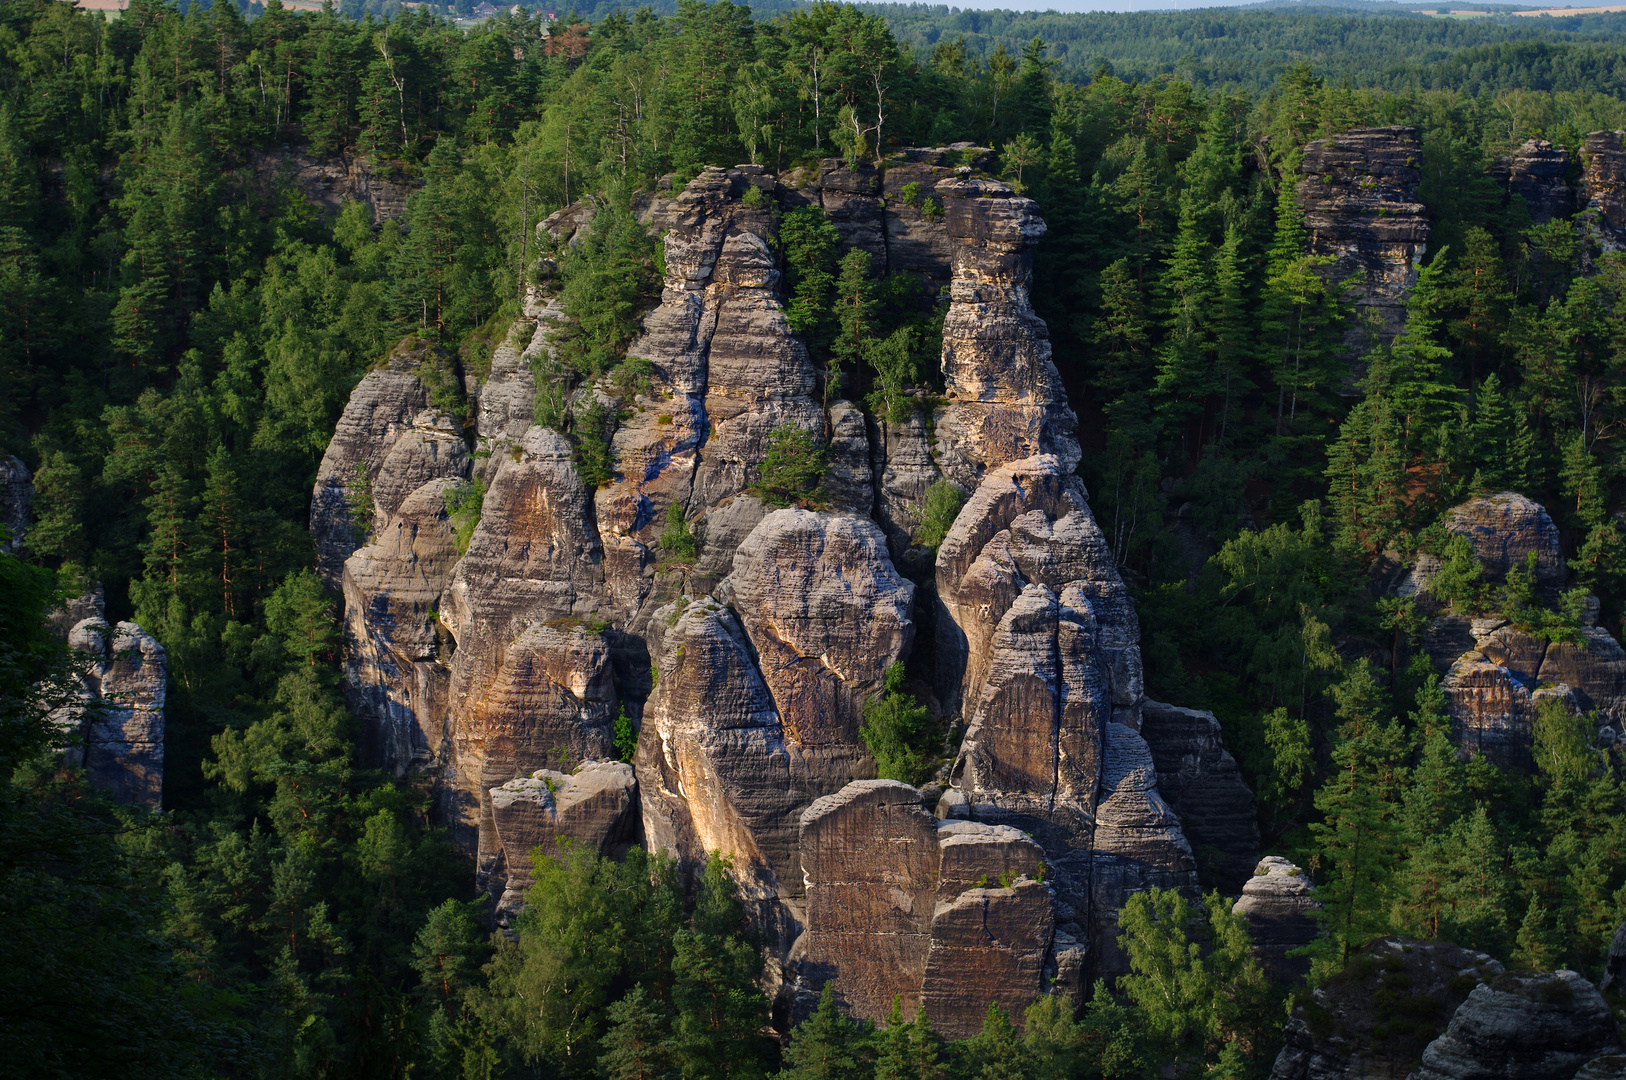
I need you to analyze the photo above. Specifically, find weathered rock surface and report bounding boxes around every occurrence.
[933,179,1080,488]
[313,162,1253,1020]
[1493,140,1574,225]
[1232,857,1318,983]
[46,580,104,641]
[64,619,166,807]
[249,148,416,222]
[1410,969,1622,1080]
[1583,131,1626,252]
[343,478,464,776]
[729,509,913,780]
[1299,127,1429,348]
[1140,699,1261,892]
[798,779,1052,1037]
[1271,938,1504,1080]
[310,339,441,589]
[1,455,28,551]
[488,760,638,923]
[1444,493,1565,594]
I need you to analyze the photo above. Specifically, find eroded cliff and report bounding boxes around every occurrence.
[319,159,1257,1033]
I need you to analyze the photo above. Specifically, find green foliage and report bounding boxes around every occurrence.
[914,480,967,551]
[553,189,661,381]
[659,501,699,562]
[860,662,941,786]
[614,706,639,763]
[753,424,829,508]
[448,478,487,556]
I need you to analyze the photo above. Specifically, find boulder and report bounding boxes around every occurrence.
[1271,938,1504,1080]
[1410,969,1622,1080]
[488,760,639,923]
[1139,700,1260,892]
[1232,857,1319,983]
[798,779,1053,1037]
[1298,127,1429,349]
[1577,1057,1626,1080]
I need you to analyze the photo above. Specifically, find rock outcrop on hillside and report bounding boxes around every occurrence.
[1408,492,1626,765]
[319,161,1252,1028]
[1271,938,1505,1080]
[1601,921,1626,992]
[1299,128,1429,349]
[1409,969,1622,1080]
[63,619,167,807]
[1492,140,1573,225]
[1583,131,1626,251]
[1232,857,1318,982]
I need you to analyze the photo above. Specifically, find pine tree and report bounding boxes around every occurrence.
[780,984,867,1080]
[600,986,677,1080]
[669,854,771,1080]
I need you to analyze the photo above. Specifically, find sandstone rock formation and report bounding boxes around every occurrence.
[1232,857,1318,983]
[1140,700,1261,892]
[1299,127,1429,348]
[310,339,452,589]
[798,780,1052,1038]
[1410,969,1622,1080]
[343,477,465,775]
[1583,131,1626,252]
[932,179,1080,489]
[316,162,1250,1025]
[1444,492,1565,594]
[1492,140,1573,225]
[488,760,639,923]
[1271,938,1504,1080]
[1412,493,1626,765]
[1,455,28,551]
[64,619,167,807]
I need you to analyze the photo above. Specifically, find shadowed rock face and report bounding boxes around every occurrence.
[344,477,465,777]
[1271,938,1504,1080]
[1299,127,1429,348]
[1411,969,1623,1080]
[1492,140,1573,226]
[489,760,639,924]
[64,619,166,807]
[1140,700,1261,893]
[1232,857,1318,983]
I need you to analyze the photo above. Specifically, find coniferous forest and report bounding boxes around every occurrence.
[4,0,1626,1077]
